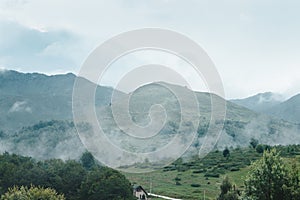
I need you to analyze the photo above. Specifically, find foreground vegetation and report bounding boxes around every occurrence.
[125,144,300,200]
[0,144,299,199]
[1,186,65,200]
[0,152,134,200]
[217,149,300,199]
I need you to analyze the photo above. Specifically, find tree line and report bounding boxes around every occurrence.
[0,152,135,200]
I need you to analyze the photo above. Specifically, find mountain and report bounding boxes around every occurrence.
[0,70,124,131]
[231,92,300,123]
[230,92,284,112]
[0,70,299,162]
[264,94,300,123]
[122,83,299,148]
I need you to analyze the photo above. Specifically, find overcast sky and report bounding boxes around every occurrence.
[0,0,299,99]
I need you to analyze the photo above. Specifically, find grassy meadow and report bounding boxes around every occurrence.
[124,145,300,200]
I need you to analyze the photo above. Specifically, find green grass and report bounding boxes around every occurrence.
[124,145,300,200]
[126,165,248,199]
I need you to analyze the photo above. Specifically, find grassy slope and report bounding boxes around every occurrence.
[124,146,300,200]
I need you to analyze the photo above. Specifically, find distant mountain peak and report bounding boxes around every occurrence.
[230,92,284,112]
[265,93,300,123]
[231,92,300,123]
[255,92,285,104]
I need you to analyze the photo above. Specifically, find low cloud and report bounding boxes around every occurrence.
[0,66,7,73]
[8,101,32,113]
[258,93,285,104]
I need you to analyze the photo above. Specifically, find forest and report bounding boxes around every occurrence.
[0,152,134,200]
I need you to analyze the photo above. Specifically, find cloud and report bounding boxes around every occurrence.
[8,101,32,113]
[0,20,86,73]
[0,66,7,73]
[0,0,300,98]
[257,93,285,104]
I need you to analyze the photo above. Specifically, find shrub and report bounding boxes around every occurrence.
[255,144,265,153]
[1,186,65,200]
[192,169,206,173]
[217,176,239,200]
[191,183,201,187]
[230,167,240,172]
[175,181,181,186]
[223,148,230,158]
[204,173,220,178]
[250,138,259,149]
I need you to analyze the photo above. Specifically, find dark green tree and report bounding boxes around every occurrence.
[50,160,87,199]
[223,148,230,159]
[79,166,134,200]
[249,138,259,149]
[255,144,265,153]
[80,151,95,170]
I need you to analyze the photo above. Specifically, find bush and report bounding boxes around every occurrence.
[175,181,181,186]
[192,169,206,173]
[250,138,259,149]
[255,144,265,153]
[217,176,239,200]
[1,186,65,200]
[256,144,271,153]
[191,183,201,187]
[204,173,220,178]
[230,167,240,172]
[223,148,230,158]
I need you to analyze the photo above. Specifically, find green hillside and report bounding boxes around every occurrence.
[124,145,300,200]
[0,70,124,131]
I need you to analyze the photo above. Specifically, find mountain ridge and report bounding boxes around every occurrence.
[231,92,300,123]
[0,70,299,161]
[0,69,124,131]
[265,94,300,123]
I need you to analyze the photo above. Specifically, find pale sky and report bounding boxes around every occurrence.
[0,0,300,99]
